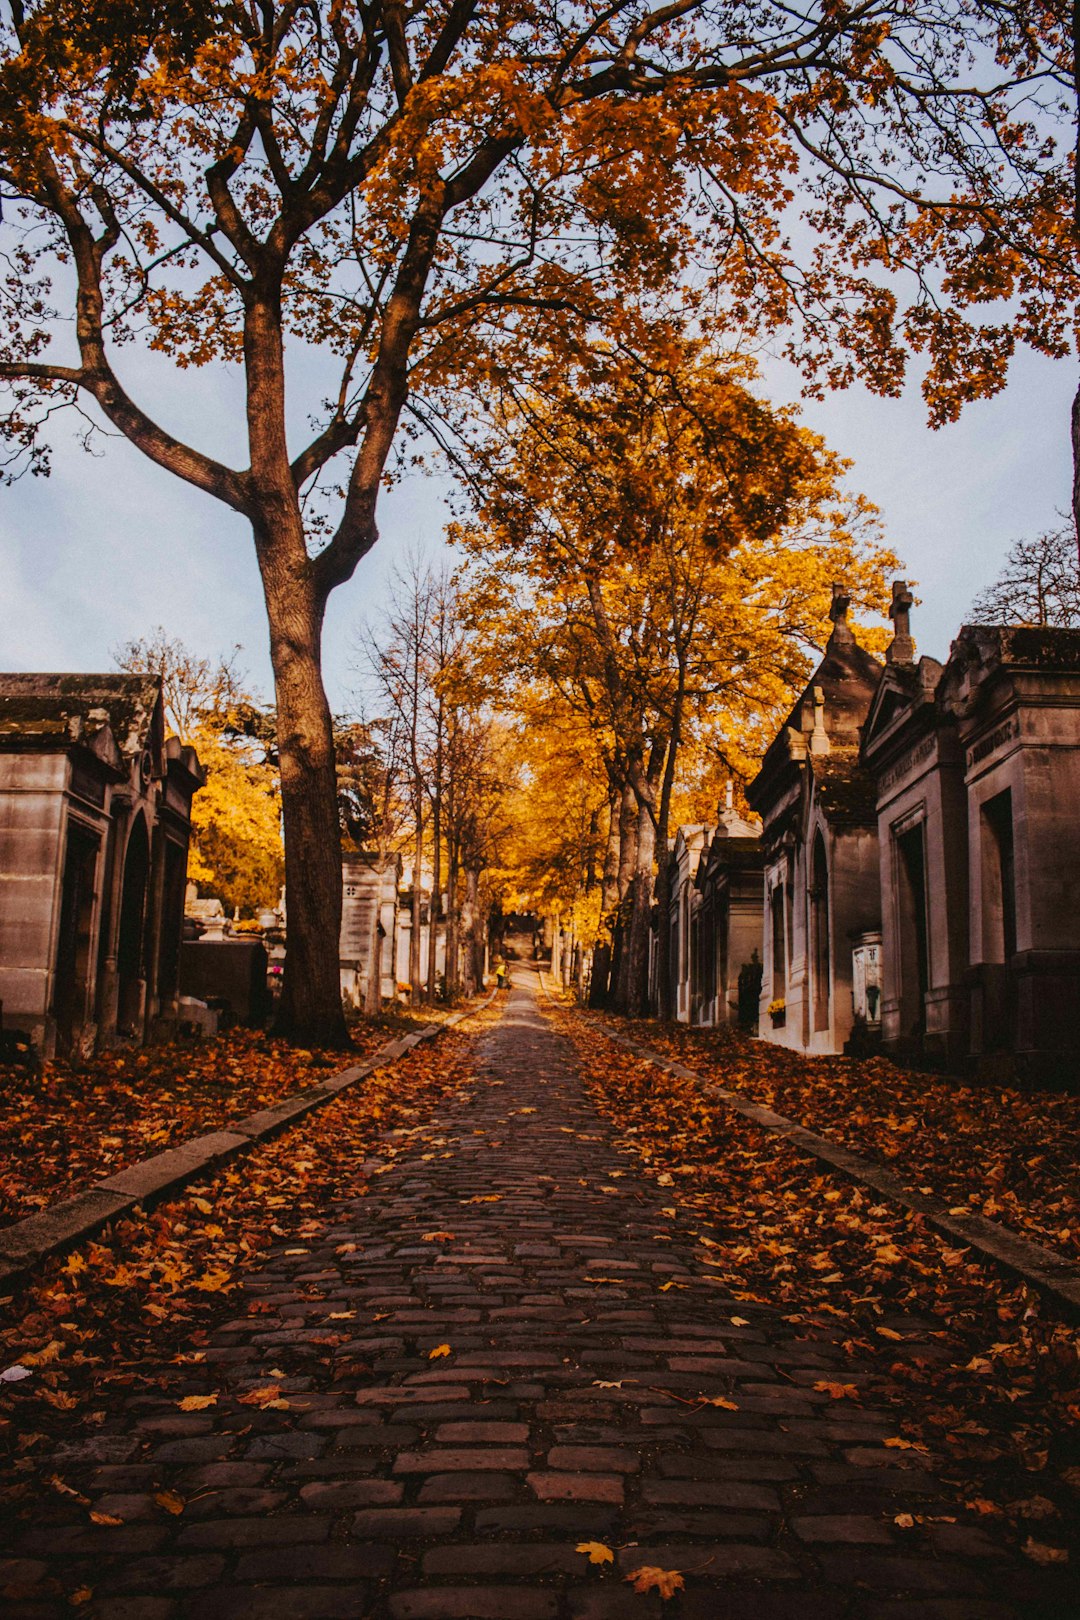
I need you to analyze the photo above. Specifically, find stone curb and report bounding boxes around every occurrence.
[579,1008,1080,1322]
[0,992,496,1293]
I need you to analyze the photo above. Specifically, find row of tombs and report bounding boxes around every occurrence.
[658,585,1080,1083]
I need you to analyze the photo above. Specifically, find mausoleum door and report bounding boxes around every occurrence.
[117,817,150,1034]
[54,822,101,1054]
[157,838,187,1007]
[897,823,930,1042]
[981,789,1018,1050]
[811,835,831,1034]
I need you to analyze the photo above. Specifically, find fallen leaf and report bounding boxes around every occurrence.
[626,1565,685,1599]
[89,1511,124,1526]
[813,1381,862,1402]
[576,1540,615,1565]
[1022,1538,1069,1565]
[155,1489,185,1515]
[429,1343,451,1360]
[178,1394,217,1411]
[237,1385,289,1409]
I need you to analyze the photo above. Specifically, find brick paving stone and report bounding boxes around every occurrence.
[4,972,1077,1620]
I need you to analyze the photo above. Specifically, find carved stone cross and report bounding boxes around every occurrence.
[887,579,915,664]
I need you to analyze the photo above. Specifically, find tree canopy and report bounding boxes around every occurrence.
[2,0,1073,1034]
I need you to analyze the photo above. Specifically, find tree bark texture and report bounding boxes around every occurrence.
[260,558,347,1045]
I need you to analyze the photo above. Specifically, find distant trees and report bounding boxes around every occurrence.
[971,524,1080,630]
[113,630,284,918]
[457,340,901,1015]
[358,561,510,1004]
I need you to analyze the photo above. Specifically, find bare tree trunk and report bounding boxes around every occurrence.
[261,558,347,1046]
[427,697,443,1003]
[364,886,382,1017]
[624,805,656,1019]
[655,685,685,1023]
[589,789,622,1008]
[410,807,423,1008]
[446,832,460,998]
[1071,378,1080,577]
[462,866,482,994]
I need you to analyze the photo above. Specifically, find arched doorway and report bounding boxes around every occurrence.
[116,816,150,1035]
[811,833,831,1034]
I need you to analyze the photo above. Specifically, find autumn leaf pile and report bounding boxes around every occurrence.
[610,1016,1080,1260]
[563,1011,1080,1558]
[0,1017,428,1227]
[0,1028,478,1515]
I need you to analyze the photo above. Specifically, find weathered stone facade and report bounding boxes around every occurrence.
[340,851,400,1010]
[863,609,1080,1081]
[0,674,203,1055]
[693,791,764,1028]
[746,590,883,1055]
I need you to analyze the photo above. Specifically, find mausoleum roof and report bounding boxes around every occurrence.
[0,673,163,758]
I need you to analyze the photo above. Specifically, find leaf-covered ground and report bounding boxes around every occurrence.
[560,1007,1080,1557]
[0,1012,442,1228]
[0,1017,490,1517]
[603,1016,1080,1262]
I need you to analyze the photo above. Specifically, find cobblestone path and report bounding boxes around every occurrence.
[4,975,1071,1620]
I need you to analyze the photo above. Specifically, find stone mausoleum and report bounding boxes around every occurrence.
[862,606,1080,1081]
[0,674,204,1056]
[746,588,883,1055]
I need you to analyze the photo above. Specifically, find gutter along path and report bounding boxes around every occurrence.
[588,1019,1080,1323]
[2,970,1074,1618]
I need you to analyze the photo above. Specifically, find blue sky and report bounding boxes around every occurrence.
[0,339,1072,712]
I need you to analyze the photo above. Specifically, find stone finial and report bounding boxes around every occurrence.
[809,684,830,754]
[887,579,915,665]
[827,582,855,648]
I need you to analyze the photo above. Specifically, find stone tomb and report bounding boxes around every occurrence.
[863,612,1080,1080]
[693,787,765,1029]
[747,588,883,1054]
[340,851,400,1010]
[0,674,203,1055]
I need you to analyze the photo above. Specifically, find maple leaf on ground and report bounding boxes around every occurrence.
[237,1385,289,1409]
[814,1381,862,1401]
[626,1566,685,1598]
[576,1541,615,1565]
[177,1394,216,1410]
[155,1489,185,1515]
[1022,1538,1070,1564]
[428,1344,451,1360]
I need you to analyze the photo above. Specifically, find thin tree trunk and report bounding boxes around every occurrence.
[625,805,657,1019]
[655,684,685,1023]
[589,789,622,1008]
[446,832,460,998]
[410,806,423,1008]
[1071,378,1080,576]
[427,700,443,1003]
